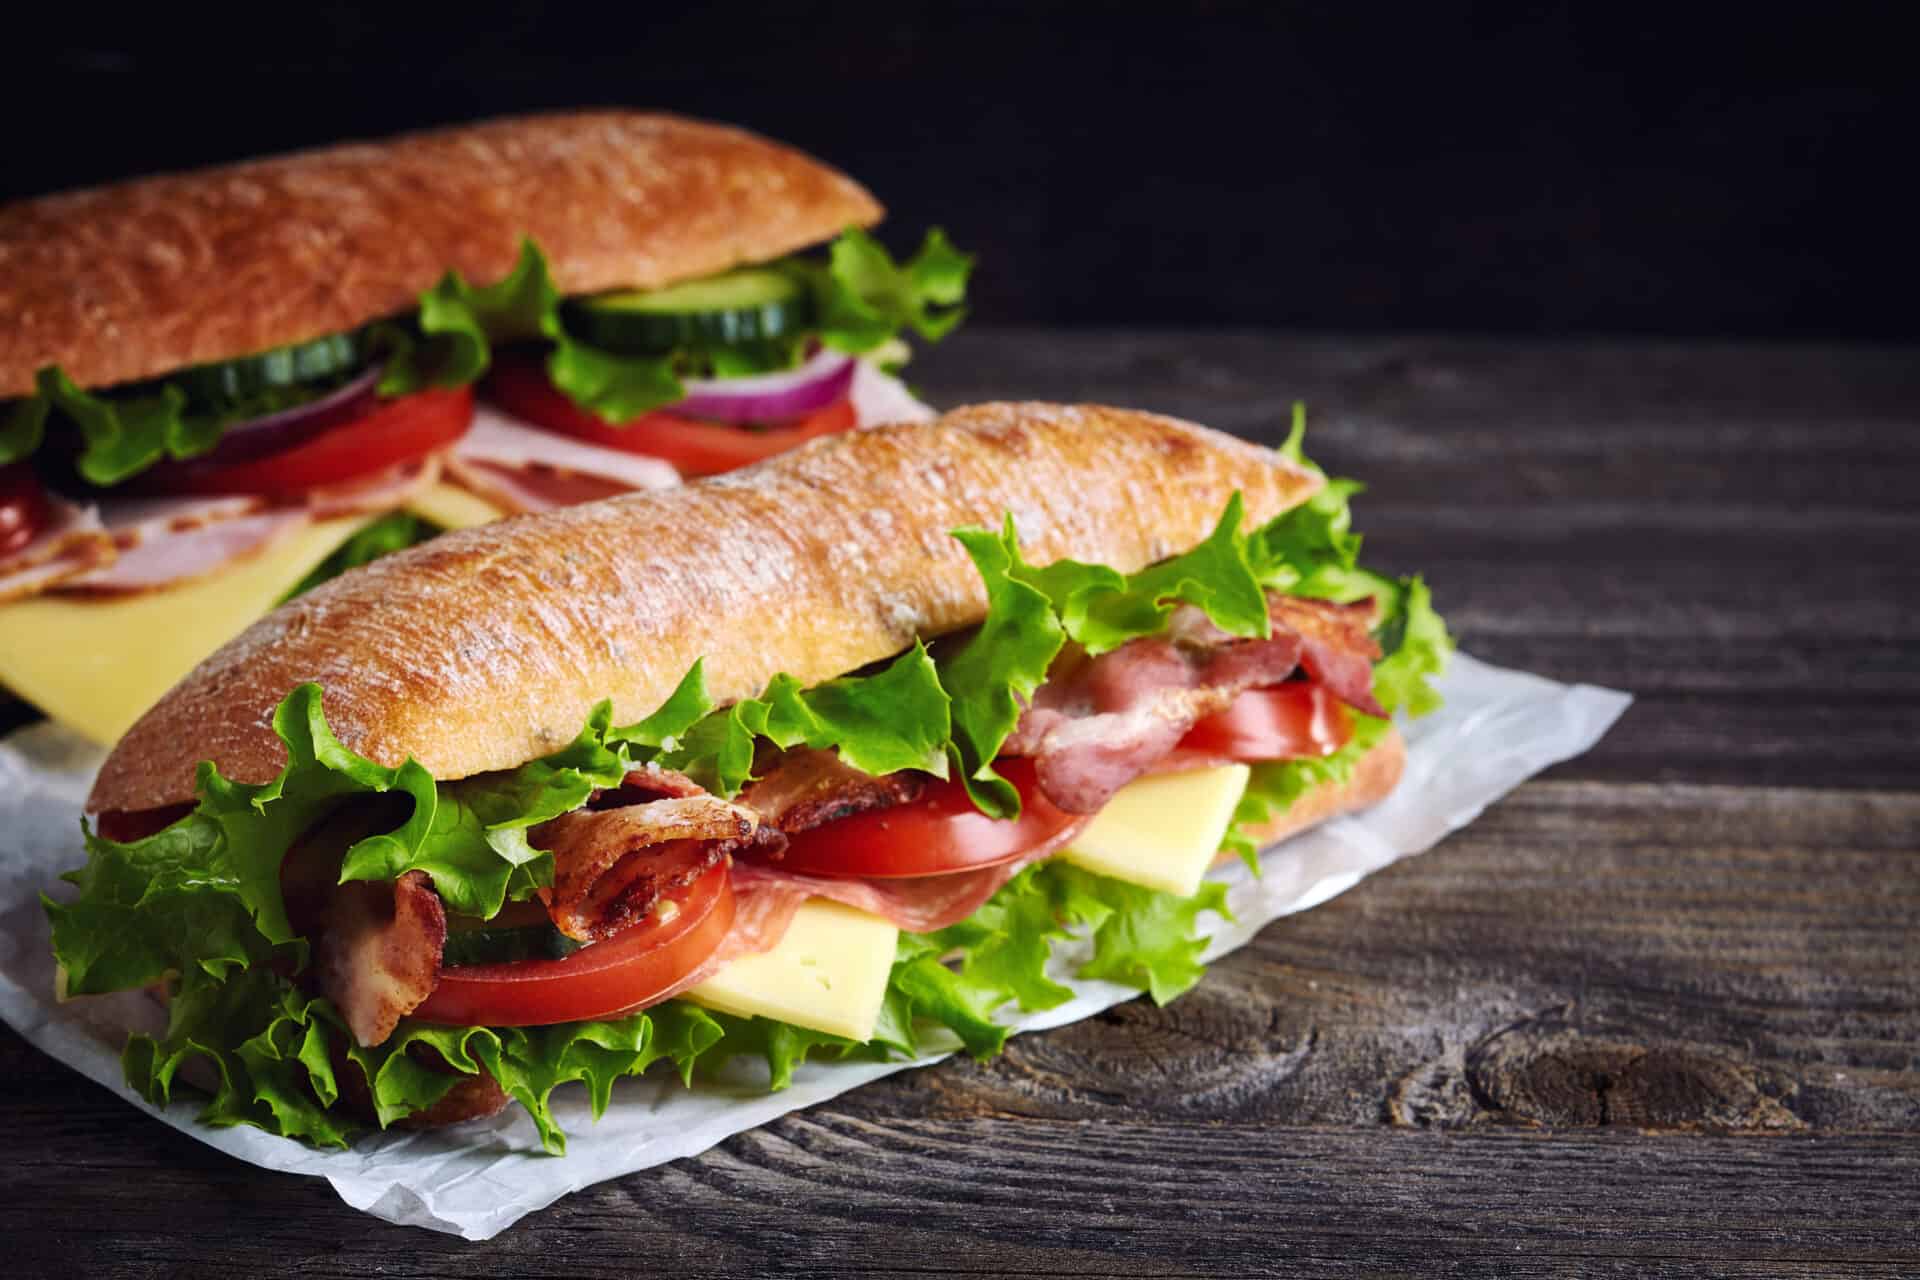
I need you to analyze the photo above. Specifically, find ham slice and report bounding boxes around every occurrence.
[849,360,936,427]
[730,822,1086,935]
[0,500,116,603]
[96,493,264,535]
[302,456,441,521]
[443,405,679,514]
[61,508,312,595]
[51,458,443,597]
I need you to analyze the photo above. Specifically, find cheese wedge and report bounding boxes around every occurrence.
[404,482,505,532]
[685,898,898,1042]
[1061,764,1252,897]
[0,515,378,746]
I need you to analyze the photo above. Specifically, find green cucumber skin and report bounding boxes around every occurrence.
[441,923,585,968]
[174,330,368,409]
[563,268,814,355]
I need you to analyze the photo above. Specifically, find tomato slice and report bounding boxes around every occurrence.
[485,353,857,476]
[96,803,196,843]
[412,860,735,1027]
[771,759,1079,880]
[1177,684,1352,761]
[144,387,475,499]
[0,463,52,556]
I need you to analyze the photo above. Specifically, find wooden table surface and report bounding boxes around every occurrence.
[4,331,1915,1277]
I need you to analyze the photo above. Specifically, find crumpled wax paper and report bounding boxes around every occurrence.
[0,652,1628,1239]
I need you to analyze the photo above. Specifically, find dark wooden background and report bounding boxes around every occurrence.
[3,331,1914,1275]
[7,3,1916,341]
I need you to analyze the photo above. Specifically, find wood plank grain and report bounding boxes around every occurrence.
[1,1116,1914,1276]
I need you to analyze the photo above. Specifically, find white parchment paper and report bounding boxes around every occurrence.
[0,652,1628,1239]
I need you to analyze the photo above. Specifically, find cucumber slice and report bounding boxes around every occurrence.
[442,910,584,967]
[174,330,369,410]
[562,268,814,355]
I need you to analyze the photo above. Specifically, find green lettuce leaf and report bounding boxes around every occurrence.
[1370,574,1451,718]
[471,1007,720,1154]
[337,699,642,917]
[942,520,1067,817]
[404,229,972,425]
[124,965,356,1149]
[5,368,213,487]
[1050,865,1231,1005]
[125,957,729,1155]
[655,643,951,796]
[1056,494,1271,655]
[806,227,974,352]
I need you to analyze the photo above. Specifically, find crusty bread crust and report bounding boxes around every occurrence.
[89,403,1321,813]
[0,111,882,398]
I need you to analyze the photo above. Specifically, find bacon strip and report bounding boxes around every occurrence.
[0,499,115,603]
[1271,596,1385,717]
[1005,595,1382,813]
[739,747,928,834]
[316,870,446,1048]
[532,797,762,941]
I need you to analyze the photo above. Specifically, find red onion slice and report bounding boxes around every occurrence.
[199,362,387,464]
[673,350,856,424]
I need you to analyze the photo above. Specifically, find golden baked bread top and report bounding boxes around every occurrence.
[0,111,882,398]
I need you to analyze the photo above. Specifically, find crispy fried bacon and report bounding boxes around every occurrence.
[316,870,446,1049]
[586,763,709,809]
[739,746,929,835]
[1004,595,1382,813]
[1268,596,1384,717]
[532,797,762,942]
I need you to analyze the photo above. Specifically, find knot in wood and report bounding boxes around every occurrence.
[1466,1023,1803,1132]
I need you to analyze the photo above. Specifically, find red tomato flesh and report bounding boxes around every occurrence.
[412,860,735,1027]
[772,759,1079,880]
[143,387,475,499]
[0,463,51,556]
[484,352,856,476]
[1177,684,1352,761]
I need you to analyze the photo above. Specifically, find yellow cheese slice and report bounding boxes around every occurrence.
[0,515,377,746]
[684,898,899,1042]
[1061,764,1253,897]
[404,482,505,532]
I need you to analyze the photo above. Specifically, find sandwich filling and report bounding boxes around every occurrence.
[0,229,968,742]
[47,422,1449,1153]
